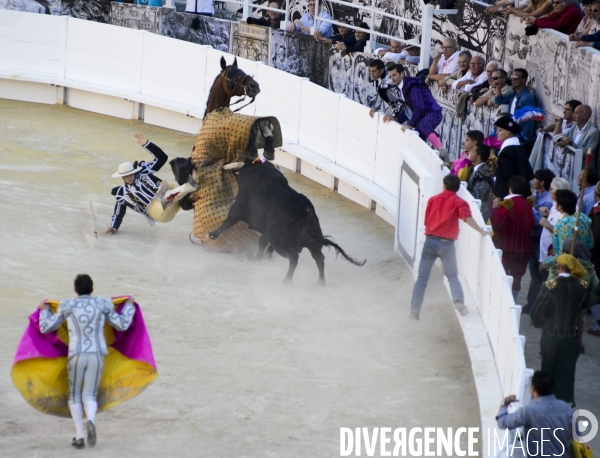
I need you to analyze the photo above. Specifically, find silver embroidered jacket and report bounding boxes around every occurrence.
[39,295,135,356]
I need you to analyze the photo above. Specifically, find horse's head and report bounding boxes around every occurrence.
[219,56,260,99]
[204,57,261,118]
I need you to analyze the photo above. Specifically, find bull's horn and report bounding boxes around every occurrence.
[223,162,244,170]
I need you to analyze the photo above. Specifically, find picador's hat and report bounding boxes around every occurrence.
[112,162,143,178]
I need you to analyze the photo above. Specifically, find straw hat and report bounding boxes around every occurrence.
[112,162,142,178]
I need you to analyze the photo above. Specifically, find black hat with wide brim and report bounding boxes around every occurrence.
[494,116,521,135]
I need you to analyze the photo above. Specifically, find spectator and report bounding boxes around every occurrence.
[467,144,494,221]
[538,177,571,269]
[496,371,573,457]
[493,116,534,199]
[409,175,490,320]
[247,1,282,28]
[426,38,460,84]
[577,168,599,215]
[538,99,581,133]
[186,0,214,16]
[542,189,594,272]
[452,55,488,120]
[367,59,391,116]
[335,22,369,53]
[494,68,537,154]
[376,39,402,58]
[287,0,333,38]
[399,44,424,66]
[588,181,600,337]
[470,60,501,101]
[531,253,590,405]
[569,0,598,39]
[491,175,535,300]
[575,1,600,48]
[474,68,514,108]
[524,168,556,313]
[530,100,582,172]
[484,0,515,15]
[439,51,471,94]
[451,55,488,92]
[502,0,554,19]
[378,63,446,154]
[314,18,355,46]
[555,104,600,167]
[523,0,583,35]
[376,39,430,66]
[576,27,600,48]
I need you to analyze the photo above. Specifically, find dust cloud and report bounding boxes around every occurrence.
[0,100,478,456]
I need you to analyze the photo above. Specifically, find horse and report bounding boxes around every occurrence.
[204,56,261,119]
[164,57,283,251]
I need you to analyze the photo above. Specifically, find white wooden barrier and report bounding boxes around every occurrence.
[0,10,533,454]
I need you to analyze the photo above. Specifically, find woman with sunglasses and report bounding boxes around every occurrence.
[572,0,600,48]
[570,0,597,38]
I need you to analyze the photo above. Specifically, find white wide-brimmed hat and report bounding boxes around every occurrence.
[112,162,142,178]
[405,38,420,49]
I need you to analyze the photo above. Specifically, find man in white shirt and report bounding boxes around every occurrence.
[452,55,488,92]
[376,40,403,58]
[426,38,460,84]
[378,39,428,66]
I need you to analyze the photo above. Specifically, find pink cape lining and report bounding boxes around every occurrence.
[12,298,156,371]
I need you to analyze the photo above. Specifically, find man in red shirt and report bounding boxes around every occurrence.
[491,175,534,300]
[410,175,490,320]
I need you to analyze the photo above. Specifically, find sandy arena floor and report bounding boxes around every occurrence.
[0,100,478,457]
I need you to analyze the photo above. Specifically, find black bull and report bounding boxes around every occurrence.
[206,160,366,284]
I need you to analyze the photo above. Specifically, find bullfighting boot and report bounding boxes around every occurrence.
[154,180,169,202]
[163,176,200,208]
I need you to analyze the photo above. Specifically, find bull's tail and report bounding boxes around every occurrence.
[309,233,366,267]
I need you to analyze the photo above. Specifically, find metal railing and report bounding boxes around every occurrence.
[165,0,458,71]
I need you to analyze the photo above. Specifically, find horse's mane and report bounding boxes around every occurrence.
[203,70,226,120]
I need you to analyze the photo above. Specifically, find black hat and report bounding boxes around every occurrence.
[494,116,521,135]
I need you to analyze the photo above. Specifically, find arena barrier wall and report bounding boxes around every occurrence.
[0,9,531,455]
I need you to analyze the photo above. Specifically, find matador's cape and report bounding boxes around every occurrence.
[191,107,282,251]
[11,297,157,418]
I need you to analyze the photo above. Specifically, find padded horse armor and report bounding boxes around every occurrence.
[190,108,282,251]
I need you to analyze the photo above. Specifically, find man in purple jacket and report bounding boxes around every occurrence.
[378,63,445,152]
